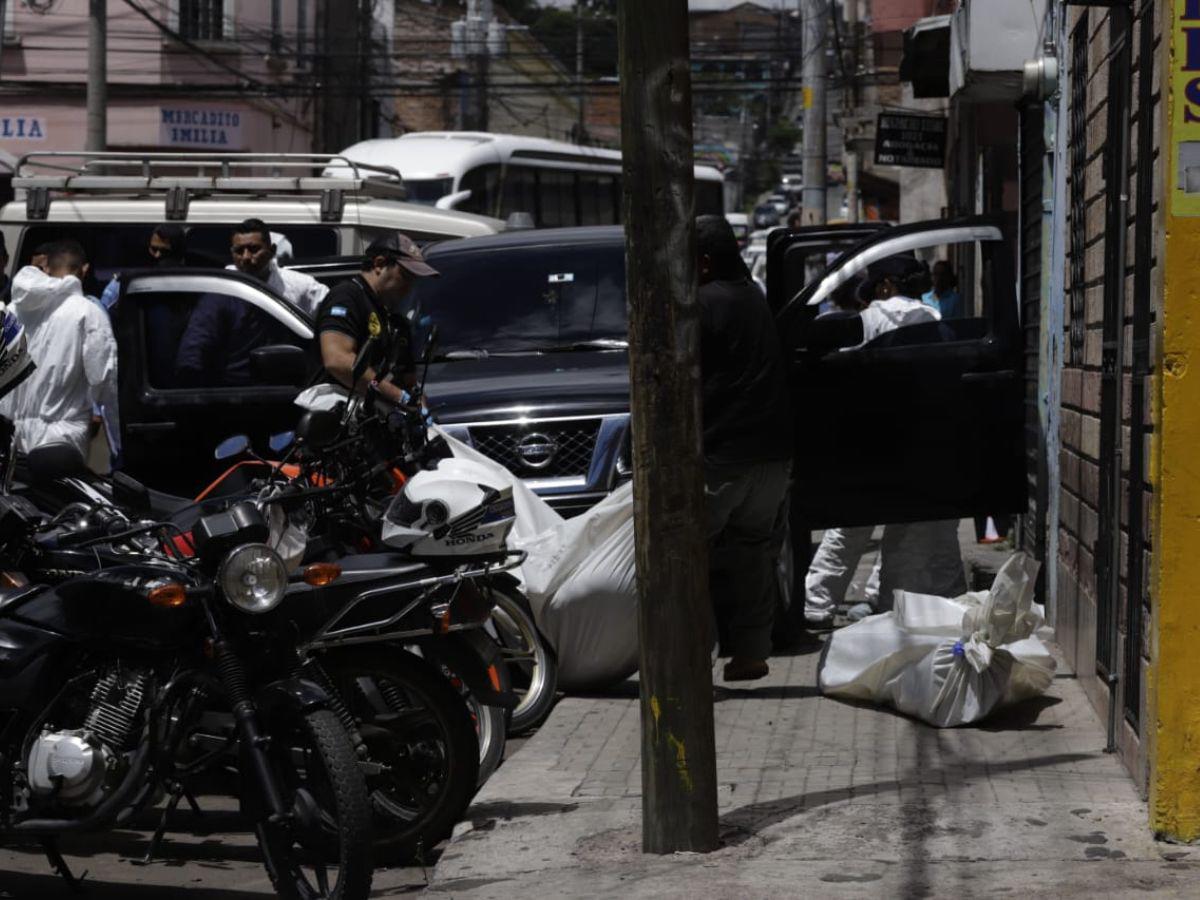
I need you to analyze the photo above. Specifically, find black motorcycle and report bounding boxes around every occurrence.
[0,487,373,899]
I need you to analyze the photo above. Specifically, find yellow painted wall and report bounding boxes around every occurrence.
[1148,0,1200,841]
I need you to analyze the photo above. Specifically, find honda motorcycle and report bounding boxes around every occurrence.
[0,453,373,899]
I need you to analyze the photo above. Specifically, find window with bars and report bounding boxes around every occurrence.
[179,0,229,42]
[1067,15,1089,367]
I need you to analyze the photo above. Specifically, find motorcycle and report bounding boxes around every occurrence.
[0,448,373,899]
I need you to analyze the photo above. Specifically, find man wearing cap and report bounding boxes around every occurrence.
[316,232,438,404]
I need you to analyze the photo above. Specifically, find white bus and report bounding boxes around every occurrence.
[325,131,726,226]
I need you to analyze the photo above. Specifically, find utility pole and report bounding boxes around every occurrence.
[86,0,107,152]
[575,0,586,142]
[317,0,363,151]
[465,0,493,131]
[617,0,719,856]
[843,0,859,223]
[800,0,827,224]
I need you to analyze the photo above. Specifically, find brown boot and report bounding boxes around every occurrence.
[723,657,769,682]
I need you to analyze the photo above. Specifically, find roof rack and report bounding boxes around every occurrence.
[11,151,408,222]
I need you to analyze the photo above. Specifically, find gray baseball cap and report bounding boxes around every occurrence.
[363,232,439,277]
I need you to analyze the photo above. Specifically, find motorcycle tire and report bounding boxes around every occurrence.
[253,708,373,900]
[316,648,480,863]
[455,628,510,786]
[486,586,559,736]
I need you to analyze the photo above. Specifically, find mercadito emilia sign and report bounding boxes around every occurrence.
[159,107,244,149]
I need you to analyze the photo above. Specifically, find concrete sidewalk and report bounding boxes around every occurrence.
[430,646,1200,898]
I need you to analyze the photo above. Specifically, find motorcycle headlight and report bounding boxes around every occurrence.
[218,543,287,614]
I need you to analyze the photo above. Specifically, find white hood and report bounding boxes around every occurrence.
[9,266,82,317]
[0,266,119,458]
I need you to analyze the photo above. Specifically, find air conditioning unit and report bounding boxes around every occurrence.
[949,0,1047,102]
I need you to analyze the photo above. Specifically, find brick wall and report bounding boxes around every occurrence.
[1057,4,1161,794]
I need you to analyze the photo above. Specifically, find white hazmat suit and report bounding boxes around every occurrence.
[805,294,966,623]
[0,266,119,458]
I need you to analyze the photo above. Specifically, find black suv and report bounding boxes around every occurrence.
[113,219,1024,547]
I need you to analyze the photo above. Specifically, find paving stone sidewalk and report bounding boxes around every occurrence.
[430,646,1200,898]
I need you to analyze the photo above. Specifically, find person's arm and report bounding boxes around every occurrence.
[175,295,224,386]
[81,305,120,427]
[319,331,406,403]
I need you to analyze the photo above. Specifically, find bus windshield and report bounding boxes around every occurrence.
[401,177,454,205]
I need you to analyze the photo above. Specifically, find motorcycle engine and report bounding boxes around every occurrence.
[26,669,148,808]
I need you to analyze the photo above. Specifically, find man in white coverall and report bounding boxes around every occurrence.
[804,256,967,626]
[0,241,118,460]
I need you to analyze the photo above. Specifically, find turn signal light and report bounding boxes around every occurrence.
[148,582,188,608]
[303,562,342,587]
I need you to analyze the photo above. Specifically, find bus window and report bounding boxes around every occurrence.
[500,166,538,221]
[458,164,501,217]
[579,173,617,225]
[538,170,577,227]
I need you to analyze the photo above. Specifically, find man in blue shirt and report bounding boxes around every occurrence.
[922,260,961,319]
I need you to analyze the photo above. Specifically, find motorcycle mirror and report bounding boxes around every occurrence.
[417,324,439,403]
[268,431,295,454]
[214,434,251,461]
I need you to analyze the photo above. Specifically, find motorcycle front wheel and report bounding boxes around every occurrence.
[317,648,480,863]
[253,708,373,900]
[486,586,558,735]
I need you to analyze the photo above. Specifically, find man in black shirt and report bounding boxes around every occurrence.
[696,214,793,682]
[316,233,438,403]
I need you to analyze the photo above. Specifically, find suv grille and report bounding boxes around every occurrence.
[469,420,600,478]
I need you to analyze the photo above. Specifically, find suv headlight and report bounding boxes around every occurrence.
[218,544,287,614]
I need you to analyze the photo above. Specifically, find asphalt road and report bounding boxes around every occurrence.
[0,735,531,898]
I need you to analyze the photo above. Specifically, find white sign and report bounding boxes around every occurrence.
[0,117,47,141]
[159,107,243,149]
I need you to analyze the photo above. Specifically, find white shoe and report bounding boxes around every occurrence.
[846,602,875,622]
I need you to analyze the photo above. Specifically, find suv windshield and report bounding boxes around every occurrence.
[407,243,628,356]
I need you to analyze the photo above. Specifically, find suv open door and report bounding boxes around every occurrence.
[771,215,1024,529]
[113,269,317,493]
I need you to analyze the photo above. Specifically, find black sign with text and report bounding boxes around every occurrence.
[874,113,947,168]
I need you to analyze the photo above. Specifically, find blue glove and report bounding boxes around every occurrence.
[396,391,435,427]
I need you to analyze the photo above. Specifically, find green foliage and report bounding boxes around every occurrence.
[498,1,619,77]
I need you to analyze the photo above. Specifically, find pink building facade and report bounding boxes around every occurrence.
[0,0,318,172]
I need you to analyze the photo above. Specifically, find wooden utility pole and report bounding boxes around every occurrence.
[86,0,107,152]
[617,0,719,855]
[800,0,827,224]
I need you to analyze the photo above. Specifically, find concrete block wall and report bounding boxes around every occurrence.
[1057,4,1161,795]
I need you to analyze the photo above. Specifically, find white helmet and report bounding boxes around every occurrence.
[381,458,516,558]
[0,305,33,402]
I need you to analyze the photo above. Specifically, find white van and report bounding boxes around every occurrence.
[0,151,502,284]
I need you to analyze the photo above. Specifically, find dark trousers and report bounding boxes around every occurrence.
[705,458,792,660]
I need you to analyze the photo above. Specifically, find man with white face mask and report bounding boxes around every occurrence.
[0,241,118,460]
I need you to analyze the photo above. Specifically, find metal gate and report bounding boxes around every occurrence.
[1122,0,1156,728]
[1096,7,1133,681]
[1067,16,1088,368]
[1019,101,1047,587]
